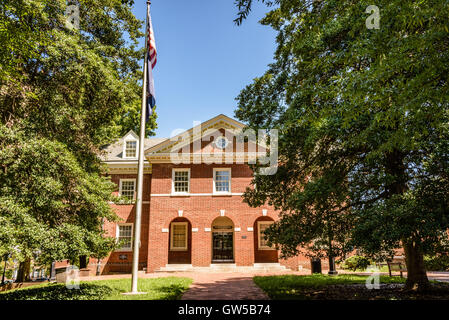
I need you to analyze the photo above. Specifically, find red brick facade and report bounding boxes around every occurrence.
[94,163,314,274]
[95,115,314,274]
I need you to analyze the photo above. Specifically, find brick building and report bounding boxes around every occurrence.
[98,114,310,274]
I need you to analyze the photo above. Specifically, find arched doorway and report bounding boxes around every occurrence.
[168,217,192,264]
[211,217,234,263]
[254,216,278,263]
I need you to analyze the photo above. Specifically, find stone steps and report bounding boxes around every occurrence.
[156,263,288,273]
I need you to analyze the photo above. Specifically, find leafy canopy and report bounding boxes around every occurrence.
[0,0,153,263]
[235,0,449,267]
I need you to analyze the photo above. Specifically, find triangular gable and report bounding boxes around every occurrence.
[123,130,139,141]
[144,114,246,156]
[144,114,268,164]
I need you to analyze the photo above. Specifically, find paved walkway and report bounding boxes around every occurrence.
[82,270,302,300]
[180,273,270,300]
[78,270,449,300]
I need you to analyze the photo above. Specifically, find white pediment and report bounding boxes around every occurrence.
[144,114,246,156]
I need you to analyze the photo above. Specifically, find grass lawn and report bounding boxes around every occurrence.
[254,274,412,300]
[0,277,192,300]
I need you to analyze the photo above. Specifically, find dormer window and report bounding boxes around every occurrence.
[125,140,137,158]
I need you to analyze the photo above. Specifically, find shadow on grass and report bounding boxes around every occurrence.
[0,283,113,300]
[253,274,410,300]
[157,284,190,300]
[0,277,192,300]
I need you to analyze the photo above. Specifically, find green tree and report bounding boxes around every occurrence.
[0,0,153,279]
[234,0,449,290]
[0,128,119,280]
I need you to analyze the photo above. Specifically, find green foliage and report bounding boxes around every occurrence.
[0,0,156,141]
[0,277,193,300]
[234,0,449,289]
[340,255,371,272]
[0,0,154,266]
[0,126,119,264]
[4,269,13,280]
[424,255,449,272]
[0,283,113,300]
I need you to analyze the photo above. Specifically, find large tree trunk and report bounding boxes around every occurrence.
[327,238,338,275]
[403,240,429,291]
[96,258,101,276]
[385,150,430,291]
[16,258,31,283]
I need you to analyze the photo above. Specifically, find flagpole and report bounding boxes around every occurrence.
[130,0,151,294]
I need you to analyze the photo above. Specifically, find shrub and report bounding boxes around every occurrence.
[0,283,113,300]
[341,255,371,271]
[424,255,449,271]
[4,269,13,279]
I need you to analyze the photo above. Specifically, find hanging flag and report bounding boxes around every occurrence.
[146,5,157,123]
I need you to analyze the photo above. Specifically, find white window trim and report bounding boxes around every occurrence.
[258,221,274,250]
[118,178,136,199]
[123,138,138,159]
[115,223,133,252]
[172,168,190,195]
[170,222,188,251]
[213,168,232,195]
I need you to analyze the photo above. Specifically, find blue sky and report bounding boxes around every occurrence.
[131,1,277,138]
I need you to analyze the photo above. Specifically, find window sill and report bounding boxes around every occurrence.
[212,193,232,197]
[169,248,188,251]
[115,248,133,252]
[114,200,136,205]
[170,193,190,197]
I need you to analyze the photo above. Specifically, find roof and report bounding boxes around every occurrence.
[100,115,249,162]
[100,131,166,162]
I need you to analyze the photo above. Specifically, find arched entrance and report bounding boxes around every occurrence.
[211,217,234,263]
[168,217,192,264]
[254,216,278,263]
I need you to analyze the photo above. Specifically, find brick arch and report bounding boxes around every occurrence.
[168,217,192,264]
[205,212,240,228]
[253,216,278,263]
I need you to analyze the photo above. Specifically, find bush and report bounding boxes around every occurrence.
[424,255,449,271]
[4,269,13,279]
[341,255,371,271]
[0,283,113,300]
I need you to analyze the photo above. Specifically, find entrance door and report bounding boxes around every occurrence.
[212,232,234,262]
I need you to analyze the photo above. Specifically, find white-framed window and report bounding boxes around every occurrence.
[258,221,274,250]
[119,179,136,200]
[124,140,137,158]
[213,168,231,194]
[116,223,133,251]
[170,222,188,251]
[172,168,190,194]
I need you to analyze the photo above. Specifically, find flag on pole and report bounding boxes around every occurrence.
[146,5,157,123]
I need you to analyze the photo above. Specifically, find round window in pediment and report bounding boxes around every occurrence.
[215,136,229,149]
